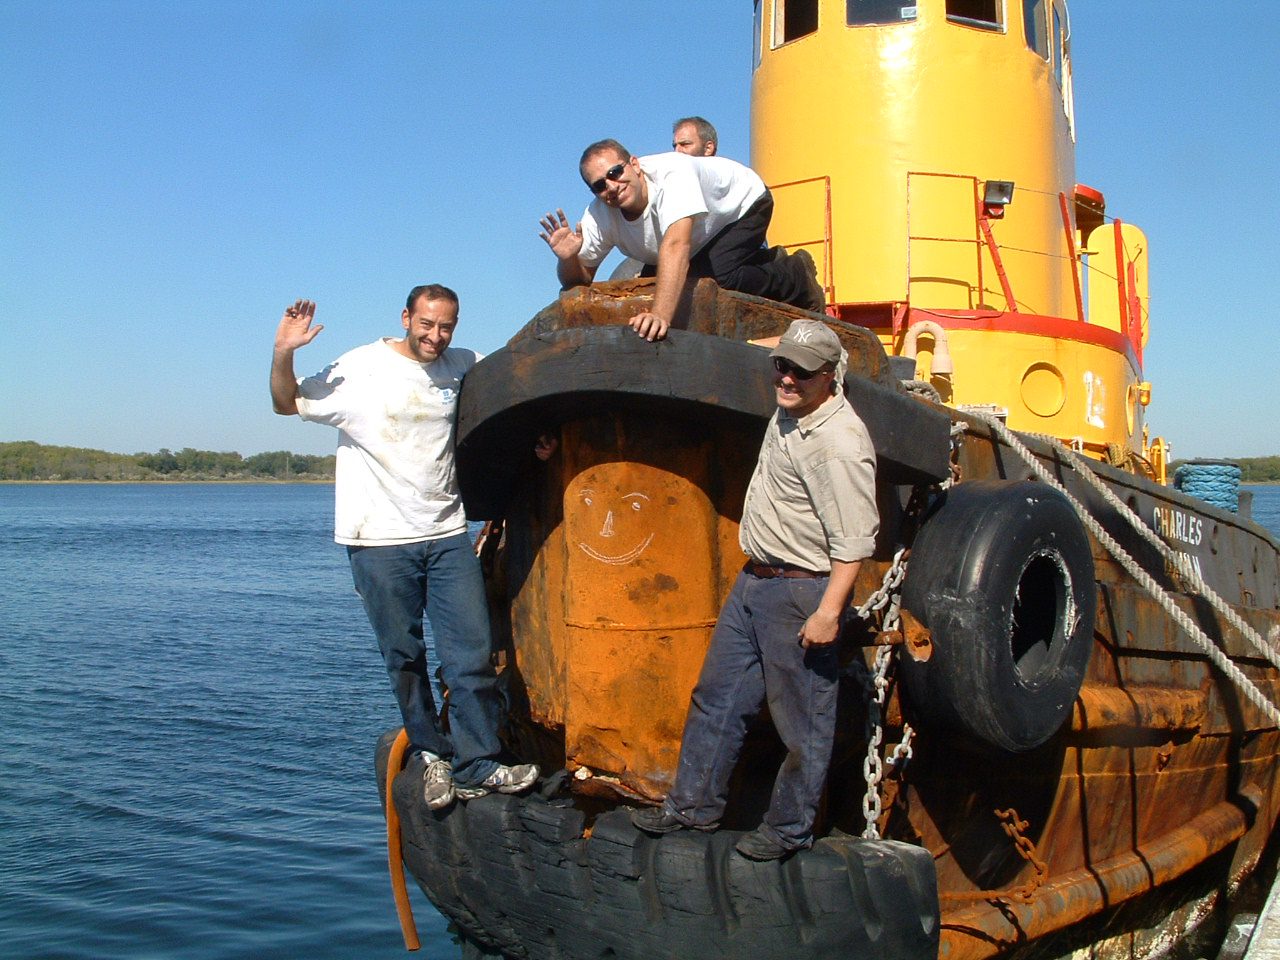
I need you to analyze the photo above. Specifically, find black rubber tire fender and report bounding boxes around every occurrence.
[899,480,1097,753]
[376,736,940,960]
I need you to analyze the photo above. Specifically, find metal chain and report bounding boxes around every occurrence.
[856,548,915,839]
[996,808,1049,896]
[861,643,892,837]
[854,546,907,622]
[940,807,1049,904]
[858,423,955,837]
[887,726,915,770]
[940,420,966,491]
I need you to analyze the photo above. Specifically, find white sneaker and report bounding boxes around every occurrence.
[455,763,539,800]
[417,752,455,810]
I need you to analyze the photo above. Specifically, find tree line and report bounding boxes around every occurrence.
[1171,457,1280,483]
[1235,457,1280,483]
[0,441,336,481]
[4,440,1278,484]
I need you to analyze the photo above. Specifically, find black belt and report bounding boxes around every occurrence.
[744,560,825,580]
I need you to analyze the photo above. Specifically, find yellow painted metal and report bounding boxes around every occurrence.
[749,0,1154,456]
[904,327,1141,445]
[752,0,1076,313]
[1084,221,1150,343]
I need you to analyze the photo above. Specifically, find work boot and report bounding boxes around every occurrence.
[630,807,687,835]
[630,806,717,835]
[734,828,795,861]
[791,249,826,313]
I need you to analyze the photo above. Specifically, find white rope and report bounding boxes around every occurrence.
[1052,444,1280,674]
[967,414,1280,728]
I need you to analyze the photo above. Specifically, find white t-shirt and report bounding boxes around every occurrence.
[577,153,767,268]
[295,339,480,546]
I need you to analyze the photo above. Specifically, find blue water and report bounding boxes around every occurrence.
[1245,484,1280,534]
[0,484,457,960]
[1,483,1278,960]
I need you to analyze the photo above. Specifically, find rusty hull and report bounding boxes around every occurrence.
[461,281,1280,960]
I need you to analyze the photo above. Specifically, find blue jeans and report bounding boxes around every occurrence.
[664,569,839,850]
[348,532,501,786]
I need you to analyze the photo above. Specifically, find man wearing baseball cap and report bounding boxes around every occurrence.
[632,318,878,861]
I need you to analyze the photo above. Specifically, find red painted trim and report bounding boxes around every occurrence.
[1113,219,1130,336]
[1126,259,1144,365]
[977,214,1018,312]
[1058,192,1085,323]
[1074,183,1106,210]
[893,308,1142,372]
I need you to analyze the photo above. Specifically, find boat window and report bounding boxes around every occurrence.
[1052,2,1065,86]
[1023,0,1048,58]
[947,0,1002,30]
[1055,1,1076,139]
[847,0,918,25]
[754,0,763,68]
[774,0,819,46]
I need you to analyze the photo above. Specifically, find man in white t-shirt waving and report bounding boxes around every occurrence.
[538,139,825,342]
[270,286,538,810]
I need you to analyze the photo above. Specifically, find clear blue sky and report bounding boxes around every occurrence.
[3,2,1276,458]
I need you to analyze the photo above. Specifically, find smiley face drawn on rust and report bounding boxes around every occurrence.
[574,487,654,565]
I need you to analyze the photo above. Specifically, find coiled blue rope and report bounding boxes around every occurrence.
[1173,460,1241,513]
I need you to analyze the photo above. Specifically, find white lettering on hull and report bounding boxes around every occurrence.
[1152,504,1206,581]
[1152,505,1203,546]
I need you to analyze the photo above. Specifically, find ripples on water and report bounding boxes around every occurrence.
[1,483,1277,960]
[1247,485,1280,535]
[0,484,456,960]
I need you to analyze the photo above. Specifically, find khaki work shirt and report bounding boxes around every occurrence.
[738,391,878,572]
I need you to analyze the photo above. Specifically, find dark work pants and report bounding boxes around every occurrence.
[642,191,814,307]
[663,569,839,850]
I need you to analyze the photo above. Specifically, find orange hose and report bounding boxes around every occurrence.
[384,728,421,951]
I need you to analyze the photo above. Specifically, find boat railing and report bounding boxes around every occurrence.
[905,170,1147,362]
[766,173,835,308]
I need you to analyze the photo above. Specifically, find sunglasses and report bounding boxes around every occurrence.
[588,162,628,195]
[772,357,826,381]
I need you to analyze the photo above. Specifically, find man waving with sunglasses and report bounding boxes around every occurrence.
[538,139,824,342]
[631,318,878,862]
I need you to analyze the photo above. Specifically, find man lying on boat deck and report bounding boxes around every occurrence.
[538,138,824,342]
[269,286,538,810]
[632,318,877,861]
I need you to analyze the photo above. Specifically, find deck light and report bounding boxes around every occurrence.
[983,180,1015,219]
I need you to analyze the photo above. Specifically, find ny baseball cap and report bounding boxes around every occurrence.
[770,319,842,371]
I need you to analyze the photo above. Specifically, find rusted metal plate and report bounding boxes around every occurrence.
[513,278,896,384]
[501,411,758,800]
[458,284,952,518]
[456,326,774,519]
[938,789,1257,960]
[465,280,1280,960]
[1071,683,1206,733]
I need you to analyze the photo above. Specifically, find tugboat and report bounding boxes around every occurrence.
[375,2,1280,959]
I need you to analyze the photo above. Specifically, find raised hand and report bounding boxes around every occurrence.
[274,299,322,353]
[538,209,584,262]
